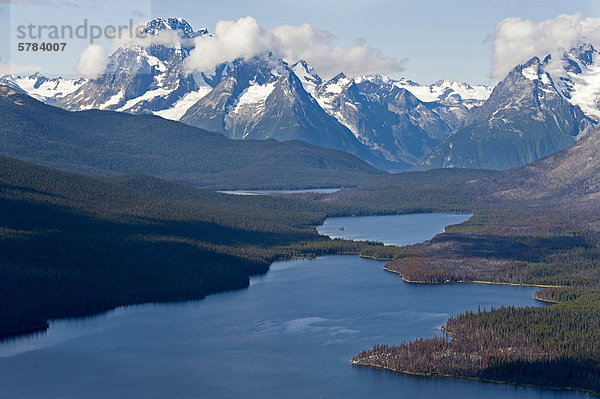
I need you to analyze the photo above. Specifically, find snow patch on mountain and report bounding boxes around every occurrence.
[117,88,171,111]
[551,44,600,121]
[521,65,539,81]
[100,90,125,110]
[323,74,351,95]
[0,73,85,103]
[154,87,212,120]
[291,60,322,96]
[393,79,492,108]
[233,82,276,112]
[568,63,600,120]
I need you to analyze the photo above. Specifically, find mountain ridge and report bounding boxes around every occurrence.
[0,85,384,189]
[419,55,596,170]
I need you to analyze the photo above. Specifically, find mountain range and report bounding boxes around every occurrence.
[2,17,600,171]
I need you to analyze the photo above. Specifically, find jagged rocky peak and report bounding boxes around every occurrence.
[354,74,393,85]
[200,54,290,91]
[55,17,216,113]
[291,60,322,95]
[568,42,596,67]
[514,56,547,81]
[395,77,420,87]
[329,72,350,84]
[315,72,353,100]
[291,60,320,81]
[140,17,208,39]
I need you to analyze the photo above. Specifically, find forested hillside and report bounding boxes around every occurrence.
[0,155,346,337]
[0,86,382,190]
[0,155,487,338]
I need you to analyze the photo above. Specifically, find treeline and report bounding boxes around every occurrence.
[353,291,600,394]
[310,168,489,216]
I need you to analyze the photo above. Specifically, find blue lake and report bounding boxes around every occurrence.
[317,213,472,245]
[0,214,589,398]
[218,188,341,196]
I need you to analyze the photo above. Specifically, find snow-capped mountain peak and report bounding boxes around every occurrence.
[0,73,85,103]
[6,18,599,174]
[517,57,554,85]
[568,42,595,67]
[393,78,492,108]
[56,17,213,114]
[419,51,596,171]
[319,72,352,95]
[291,60,322,96]
[140,17,208,39]
[353,74,393,85]
[550,42,600,121]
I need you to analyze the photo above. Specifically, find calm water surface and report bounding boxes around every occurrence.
[0,214,589,398]
[218,188,341,196]
[317,213,472,245]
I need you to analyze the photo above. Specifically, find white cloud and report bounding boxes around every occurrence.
[184,17,274,74]
[0,62,40,75]
[492,13,600,78]
[184,16,403,79]
[76,44,108,79]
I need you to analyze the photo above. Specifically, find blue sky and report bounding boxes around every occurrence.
[1,0,598,85]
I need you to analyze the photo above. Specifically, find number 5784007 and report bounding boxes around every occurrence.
[17,42,66,51]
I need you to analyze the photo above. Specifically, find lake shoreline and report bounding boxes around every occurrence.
[383,265,560,289]
[0,248,400,342]
[350,360,598,396]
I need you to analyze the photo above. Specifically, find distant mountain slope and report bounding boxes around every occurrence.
[0,86,384,189]
[0,72,85,103]
[392,78,492,109]
[313,74,465,165]
[482,125,600,211]
[420,56,596,170]
[180,57,402,170]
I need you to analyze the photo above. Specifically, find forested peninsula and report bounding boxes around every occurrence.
[350,127,600,395]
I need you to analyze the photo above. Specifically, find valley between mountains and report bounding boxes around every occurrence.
[2,14,600,398]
